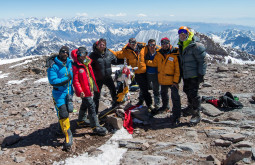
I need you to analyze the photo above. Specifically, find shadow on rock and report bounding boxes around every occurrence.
[1,120,83,149]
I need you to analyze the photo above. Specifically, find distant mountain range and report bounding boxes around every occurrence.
[0,17,254,60]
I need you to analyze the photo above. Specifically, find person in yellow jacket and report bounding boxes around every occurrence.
[113,38,154,110]
[146,37,181,125]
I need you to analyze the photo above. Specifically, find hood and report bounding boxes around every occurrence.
[71,49,79,63]
[71,49,92,65]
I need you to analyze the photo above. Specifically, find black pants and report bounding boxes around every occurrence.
[93,77,116,114]
[80,97,100,128]
[135,73,152,107]
[183,77,200,110]
[161,85,181,118]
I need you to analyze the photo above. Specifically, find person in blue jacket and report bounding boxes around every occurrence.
[47,46,74,151]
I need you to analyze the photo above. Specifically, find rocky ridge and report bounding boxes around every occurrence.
[0,55,255,164]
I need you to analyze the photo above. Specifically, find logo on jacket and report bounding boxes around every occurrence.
[168,57,174,61]
[79,69,84,73]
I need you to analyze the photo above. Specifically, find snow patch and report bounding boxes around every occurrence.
[54,128,132,165]
[211,34,225,45]
[224,56,255,65]
[34,78,48,83]
[0,73,9,79]
[0,56,36,65]
[9,60,33,68]
[7,78,31,85]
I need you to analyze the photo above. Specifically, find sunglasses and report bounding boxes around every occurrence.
[149,44,156,47]
[178,29,188,34]
[78,51,88,57]
[129,42,137,45]
[60,50,69,54]
[161,40,170,45]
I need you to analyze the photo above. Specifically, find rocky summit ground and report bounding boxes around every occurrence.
[0,55,255,165]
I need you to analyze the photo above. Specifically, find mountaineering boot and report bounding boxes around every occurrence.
[93,126,108,136]
[181,104,192,117]
[77,119,90,127]
[189,110,201,126]
[77,103,90,127]
[170,115,180,126]
[189,96,202,126]
[59,118,73,151]
[89,111,108,136]
[147,105,155,112]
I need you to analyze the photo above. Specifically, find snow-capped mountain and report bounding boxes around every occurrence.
[0,17,255,60]
[208,29,255,55]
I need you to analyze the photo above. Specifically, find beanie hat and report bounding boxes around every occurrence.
[59,46,69,54]
[77,47,88,57]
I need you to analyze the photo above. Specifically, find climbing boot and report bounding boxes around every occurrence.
[59,118,73,151]
[181,105,193,117]
[93,126,108,136]
[189,110,201,126]
[170,115,180,126]
[77,119,90,127]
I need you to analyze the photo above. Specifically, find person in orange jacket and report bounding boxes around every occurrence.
[146,37,181,126]
[113,38,154,110]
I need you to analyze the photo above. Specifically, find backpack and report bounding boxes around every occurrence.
[45,54,58,69]
[218,92,243,109]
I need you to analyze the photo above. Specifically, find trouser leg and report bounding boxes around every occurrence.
[59,117,73,149]
[160,85,170,109]
[83,97,100,128]
[104,77,117,103]
[77,98,90,126]
[93,80,103,114]
[57,104,73,149]
[135,73,152,107]
[147,73,160,108]
[183,78,201,125]
[78,98,88,121]
[85,97,108,135]
[170,86,181,118]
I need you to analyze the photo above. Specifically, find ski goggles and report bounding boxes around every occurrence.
[77,50,88,57]
[178,29,188,34]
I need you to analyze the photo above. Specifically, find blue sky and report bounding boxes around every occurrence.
[1,0,255,26]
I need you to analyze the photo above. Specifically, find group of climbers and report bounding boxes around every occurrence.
[46,26,207,151]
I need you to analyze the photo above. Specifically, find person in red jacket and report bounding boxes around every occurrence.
[71,47,107,136]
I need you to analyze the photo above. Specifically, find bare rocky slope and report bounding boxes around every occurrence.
[0,55,255,165]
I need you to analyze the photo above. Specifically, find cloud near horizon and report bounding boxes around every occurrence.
[105,13,127,17]
[137,14,147,17]
[76,13,88,17]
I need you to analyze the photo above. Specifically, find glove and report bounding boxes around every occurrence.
[198,74,204,83]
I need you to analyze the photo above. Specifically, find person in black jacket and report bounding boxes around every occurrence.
[178,26,207,126]
[89,38,120,114]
